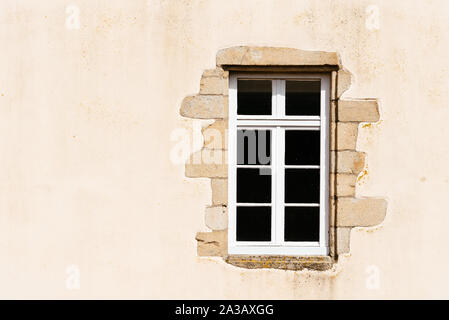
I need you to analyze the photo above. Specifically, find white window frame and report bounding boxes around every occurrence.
[228,73,330,256]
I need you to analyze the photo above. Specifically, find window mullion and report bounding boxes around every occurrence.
[275,127,285,245]
[274,80,285,245]
[271,81,278,244]
[277,79,286,117]
[319,76,330,248]
[271,127,277,244]
[271,80,277,117]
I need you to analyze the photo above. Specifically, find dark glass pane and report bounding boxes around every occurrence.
[237,206,271,241]
[284,207,319,241]
[237,168,271,203]
[237,80,272,115]
[285,130,320,165]
[237,129,271,165]
[285,169,320,203]
[285,81,320,116]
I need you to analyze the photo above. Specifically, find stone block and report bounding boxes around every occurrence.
[216,46,339,66]
[196,231,227,256]
[180,95,228,119]
[338,100,380,122]
[336,198,387,227]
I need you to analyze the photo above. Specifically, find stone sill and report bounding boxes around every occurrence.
[225,255,333,271]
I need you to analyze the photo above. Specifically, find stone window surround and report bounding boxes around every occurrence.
[180,46,387,271]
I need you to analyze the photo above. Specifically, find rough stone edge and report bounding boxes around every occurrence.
[331,92,385,257]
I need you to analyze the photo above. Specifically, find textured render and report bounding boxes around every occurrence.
[179,46,386,268]
[7,1,447,299]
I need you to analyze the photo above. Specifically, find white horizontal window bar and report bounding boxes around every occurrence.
[236,74,323,79]
[236,116,321,121]
[228,246,329,256]
[284,203,320,207]
[236,165,272,168]
[281,242,322,247]
[236,203,272,206]
[236,120,321,127]
[233,241,320,247]
[284,165,320,169]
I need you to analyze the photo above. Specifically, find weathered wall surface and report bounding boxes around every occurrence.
[0,0,448,298]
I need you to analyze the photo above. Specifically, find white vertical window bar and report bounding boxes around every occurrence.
[271,127,277,244]
[277,79,286,117]
[271,79,278,243]
[271,79,277,117]
[276,127,285,244]
[319,76,330,249]
[228,76,237,247]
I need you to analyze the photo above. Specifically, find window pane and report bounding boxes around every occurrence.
[284,207,319,241]
[285,169,320,203]
[285,130,320,165]
[237,129,271,165]
[237,80,272,115]
[237,206,271,241]
[237,168,271,203]
[285,80,320,116]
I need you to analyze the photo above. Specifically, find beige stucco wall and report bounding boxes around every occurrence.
[1,0,448,299]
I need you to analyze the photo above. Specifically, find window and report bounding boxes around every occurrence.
[228,74,330,255]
